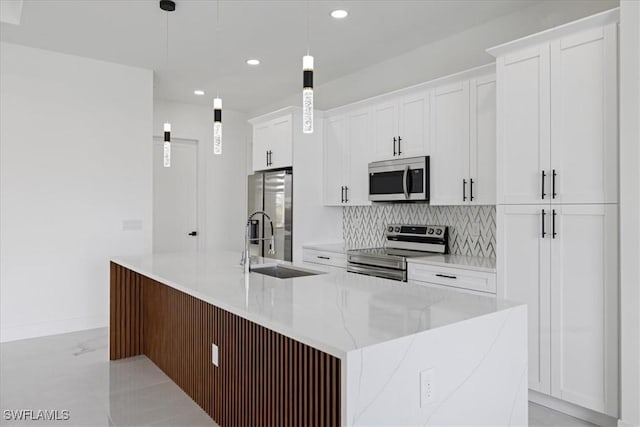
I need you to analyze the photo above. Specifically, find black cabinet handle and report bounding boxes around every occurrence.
[552,209,557,239]
[463,179,467,202]
[393,137,397,156]
[552,169,557,199]
[435,273,457,279]
[541,170,546,200]
[188,231,198,236]
[397,136,402,155]
[269,150,273,166]
[470,178,474,202]
[541,209,546,238]
[266,150,269,167]
[344,186,349,203]
[340,186,344,203]
[317,256,331,260]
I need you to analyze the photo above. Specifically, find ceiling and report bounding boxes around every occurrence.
[0,0,539,112]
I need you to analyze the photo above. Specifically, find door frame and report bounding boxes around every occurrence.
[152,136,205,252]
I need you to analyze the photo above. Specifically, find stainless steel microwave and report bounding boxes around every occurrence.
[368,156,430,202]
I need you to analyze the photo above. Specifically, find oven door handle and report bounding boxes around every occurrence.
[403,165,410,200]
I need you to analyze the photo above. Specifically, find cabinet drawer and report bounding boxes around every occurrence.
[407,263,496,294]
[302,249,347,268]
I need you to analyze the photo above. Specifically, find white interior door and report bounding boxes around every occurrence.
[550,204,618,416]
[153,139,198,253]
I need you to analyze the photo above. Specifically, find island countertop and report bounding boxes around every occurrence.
[111,250,520,359]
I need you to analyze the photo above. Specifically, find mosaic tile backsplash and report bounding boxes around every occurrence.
[343,204,496,258]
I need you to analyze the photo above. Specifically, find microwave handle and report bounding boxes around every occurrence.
[403,165,409,200]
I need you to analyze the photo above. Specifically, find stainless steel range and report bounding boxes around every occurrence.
[347,224,449,281]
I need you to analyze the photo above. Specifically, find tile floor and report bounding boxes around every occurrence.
[0,328,600,427]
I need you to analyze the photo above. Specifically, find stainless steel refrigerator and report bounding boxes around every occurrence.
[247,169,293,261]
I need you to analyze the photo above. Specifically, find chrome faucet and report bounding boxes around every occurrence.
[242,210,275,274]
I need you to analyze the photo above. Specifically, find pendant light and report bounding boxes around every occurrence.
[302,1,314,134]
[213,0,223,155]
[160,0,175,167]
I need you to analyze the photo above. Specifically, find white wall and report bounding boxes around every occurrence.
[619,2,640,426]
[249,0,618,117]
[153,100,248,253]
[0,43,153,342]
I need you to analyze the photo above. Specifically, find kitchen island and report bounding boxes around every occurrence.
[110,251,527,427]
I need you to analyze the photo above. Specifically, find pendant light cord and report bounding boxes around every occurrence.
[216,0,220,98]
[165,12,169,72]
[306,0,310,54]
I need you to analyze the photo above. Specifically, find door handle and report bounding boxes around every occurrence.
[469,178,474,202]
[403,165,409,200]
[435,273,457,279]
[541,170,546,200]
[541,209,546,239]
[552,169,557,199]
[463,179,467,202]
[393,137,397,156]
[188,231,198,237]
[397,136,402,155]
[552,209,557,239]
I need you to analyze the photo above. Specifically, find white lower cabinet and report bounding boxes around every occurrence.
[497,204,618,415]
[407,263,496,294]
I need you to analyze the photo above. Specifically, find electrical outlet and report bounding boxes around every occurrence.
[211,343,219,367]
[471,222,481,237]
[420,368,435,407]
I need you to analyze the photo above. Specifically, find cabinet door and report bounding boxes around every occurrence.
[398,91,430,158]
[269,114,293,169]
[497,45,551,204]
[346,107,372,206]
[323,114,347,206]
[252,122,270,171]
[550,204,618,416]
[497,204,551,394]
[372,100,399,160]
[550,25,618,204]
[469,75,497,205]
[430,81,470,205]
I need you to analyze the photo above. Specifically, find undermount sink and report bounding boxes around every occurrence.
[250,264,322,279]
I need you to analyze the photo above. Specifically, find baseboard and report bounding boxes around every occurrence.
[618,420,640,427]
[0,316,107,343]
[529,390,618,427]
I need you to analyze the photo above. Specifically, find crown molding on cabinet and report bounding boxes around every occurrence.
[486,7,619,58]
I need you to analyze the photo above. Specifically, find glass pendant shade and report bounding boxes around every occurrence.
[302,55,314,134]
[213,97,222,155]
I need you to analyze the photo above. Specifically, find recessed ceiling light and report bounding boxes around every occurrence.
[330,9,348,19]
[193,90,205,96]
[246,59,260,66]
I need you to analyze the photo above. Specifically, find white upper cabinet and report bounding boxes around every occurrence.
[251,113,293,171]
[496,45,551,204]
[492,18,618,205]
[430,81,470,205]
[372,91,429,161]
[469,75,497,205]
[430,75,496,206]
[550,25,618,204]
[323,108,372,206]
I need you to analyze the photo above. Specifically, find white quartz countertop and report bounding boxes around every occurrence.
[112,251,516,358]
[301,242,347,254]
[407,254,497,273]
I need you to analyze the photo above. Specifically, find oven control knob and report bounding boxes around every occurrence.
[388,226,394,232]
[394,227,401,232]
[436,229,443,236]
[428,228,435,235]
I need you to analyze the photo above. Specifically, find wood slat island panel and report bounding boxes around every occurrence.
[110,262,341,427]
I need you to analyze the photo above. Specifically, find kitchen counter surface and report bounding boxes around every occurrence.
[112,251,515,358]
[301,242,347,254]
[408,253,497,273]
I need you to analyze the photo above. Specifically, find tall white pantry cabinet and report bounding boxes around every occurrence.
[489,10,619,417]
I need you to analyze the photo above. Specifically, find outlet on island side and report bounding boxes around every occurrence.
[471,222,481,237]
[211,343,219,367]
[420,368,435,407]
